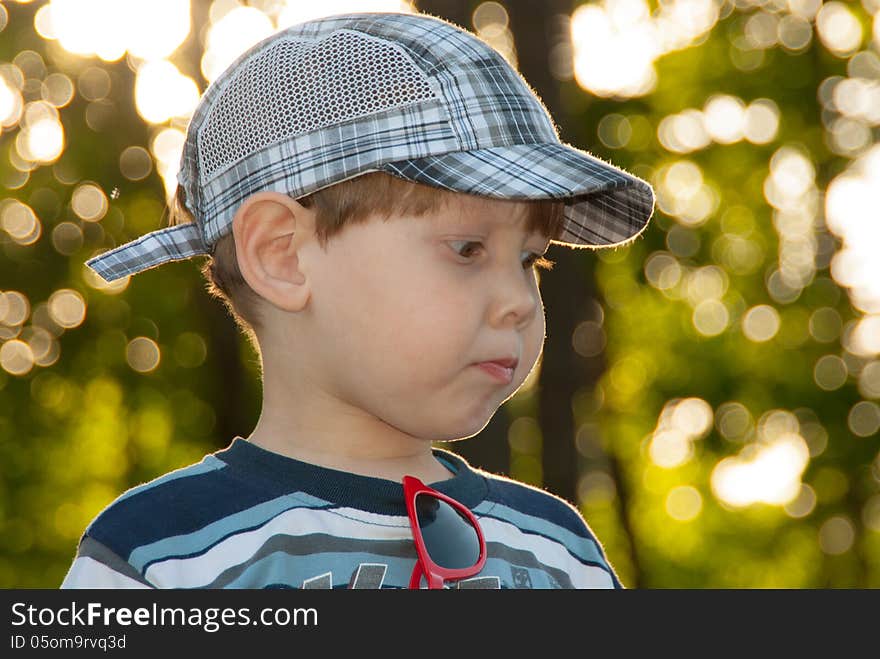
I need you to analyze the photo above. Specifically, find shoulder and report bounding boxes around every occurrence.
[479,470,590,535]
[475,470,622,586]
[81,452,245,563]
[63,453,238,588]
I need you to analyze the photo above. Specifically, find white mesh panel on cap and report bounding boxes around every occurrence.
[197,30,438,182]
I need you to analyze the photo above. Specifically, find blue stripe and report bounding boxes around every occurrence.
[114,455,225,504]
[222,551,417,589]
[474,501,606,567]
[131,492,332,572]
[221,552,595,589]
[87,458,304,560]
[480,556,570,589]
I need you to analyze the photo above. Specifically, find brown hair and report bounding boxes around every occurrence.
[169,172,565,347]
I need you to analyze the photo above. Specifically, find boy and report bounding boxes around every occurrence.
[62,11,654,589]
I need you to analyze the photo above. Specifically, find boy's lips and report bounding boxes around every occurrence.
[473,357,518,384]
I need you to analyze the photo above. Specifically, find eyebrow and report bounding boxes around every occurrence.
[431,211,547,240]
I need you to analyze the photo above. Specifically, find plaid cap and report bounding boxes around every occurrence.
[86,11,655,283]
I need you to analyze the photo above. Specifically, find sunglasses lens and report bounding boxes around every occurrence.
[414,493,480,569]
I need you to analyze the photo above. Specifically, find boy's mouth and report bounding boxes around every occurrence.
[473,357,518,384]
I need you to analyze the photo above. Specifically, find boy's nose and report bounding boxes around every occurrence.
[487,265,542,329]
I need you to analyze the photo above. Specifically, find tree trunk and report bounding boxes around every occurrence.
[414,1,590,498]
[505,0,587,506]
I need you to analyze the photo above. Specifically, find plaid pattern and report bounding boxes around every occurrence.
[383,143,654,245]
[200,100,459,244]
[86,12,655,283]
[86,223,206,281]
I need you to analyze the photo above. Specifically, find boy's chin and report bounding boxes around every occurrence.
[383,394,507,442]
[431,414,498,443]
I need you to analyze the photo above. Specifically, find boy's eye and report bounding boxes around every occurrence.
[450,241,483,260]
[449,241,554,271]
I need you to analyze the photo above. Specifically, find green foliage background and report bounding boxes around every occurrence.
[1,0,878,588]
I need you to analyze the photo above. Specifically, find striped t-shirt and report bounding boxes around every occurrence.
[61,438,621,589]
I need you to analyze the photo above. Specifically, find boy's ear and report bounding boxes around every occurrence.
[231,192,315,313]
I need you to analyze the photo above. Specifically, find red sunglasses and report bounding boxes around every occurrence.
[403,475,487,589]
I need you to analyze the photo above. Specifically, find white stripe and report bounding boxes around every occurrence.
[144,506,409,588]
[480,517,614,588]
[60,557,151,589]
[143,505,613,589]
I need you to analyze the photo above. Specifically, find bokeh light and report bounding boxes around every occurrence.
[173,331,208,369]
[809,307,843,343]
[119,146,153,181]
[0,75,24,129]
[36,0,191,62]
[742,304,780,342]
[649,398,713,468]
[715,402,754,442]
[126,336,161,373]
[665,485,703,521]
[826,144,880,313]
[0,339,34,376]
[783,483,817,518]
[16,101,64,164]
[644,252,683,292]
[151,127,186,199]
[1,199,41,245]
[848,401,880,437]
[597,113,634,149]
[704,95,747,145]
[76,67,111,102]
[82,262,130,295]
[711,432,810,507]
[578,470,617,506]
[849,315,880,357]
[572,320,606,358]
[0,291,31,327]
[134,60,199,124]
[818,515,856,555]
[692,299,729,337]
[816,2,863,58]
[858,361,880,399]
[814,354,848,391]
[276,0,413,30]
[70,183,108,222]
[47,289,86,329]
[200,6,275,83]
[570,0,722,98]
[863,494,880,531]
[655,161,718,227]
[472,2,517,67]
[658,97,780,154]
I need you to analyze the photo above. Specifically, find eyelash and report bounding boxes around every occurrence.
[450,241,555,271]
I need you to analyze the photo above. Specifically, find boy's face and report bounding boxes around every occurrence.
[297,192,552,443]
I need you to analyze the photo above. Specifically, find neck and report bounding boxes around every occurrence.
[246,415,455,485]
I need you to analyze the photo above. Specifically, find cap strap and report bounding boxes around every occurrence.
[85,223,208,283]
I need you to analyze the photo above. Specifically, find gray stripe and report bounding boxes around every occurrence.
[349,564,387,589]
[205,533,416,588]
[77,537,154,587]
[455,576,501,589]
[484,541,579,589]
[302,572,333,589]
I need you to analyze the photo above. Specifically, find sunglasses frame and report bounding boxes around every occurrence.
[403,475,487,589]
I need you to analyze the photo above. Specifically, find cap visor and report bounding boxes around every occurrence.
[382,142,655,247]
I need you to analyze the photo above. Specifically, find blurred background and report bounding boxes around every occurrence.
[0,0,878,588]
